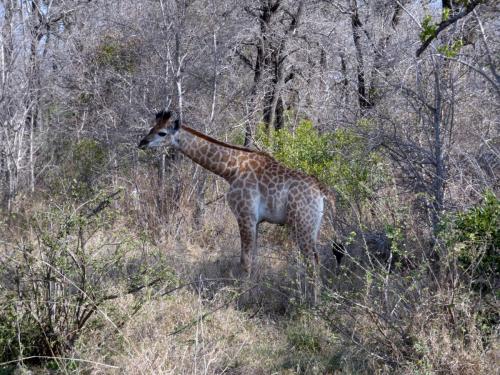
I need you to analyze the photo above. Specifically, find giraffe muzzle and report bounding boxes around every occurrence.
[138,138,149,149]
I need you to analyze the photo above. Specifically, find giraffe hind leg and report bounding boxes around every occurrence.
[296,232,320,305]
[295,206,322,304]
[286,193,323,304]
[291,209,322,305]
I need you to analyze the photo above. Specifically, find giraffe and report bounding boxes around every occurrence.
[138,110,337,302]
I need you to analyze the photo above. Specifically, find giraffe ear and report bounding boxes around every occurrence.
[173,118,180,131]
[155,110,172,125]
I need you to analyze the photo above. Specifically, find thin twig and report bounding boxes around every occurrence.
[167,285,256,337]
[0,356,118,369]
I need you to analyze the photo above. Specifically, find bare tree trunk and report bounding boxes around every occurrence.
[0,0,13,209]
[26,1,43,194]
[243,0,276,145]
[339,52,349,105]
[193,4,220,227]
[350,0,370,110]
[431,65,445,239]
[263,0,302,132]
[241,0,302,144]
[29,114,35,193]
[370,2,405,107]
[172,0,187,123]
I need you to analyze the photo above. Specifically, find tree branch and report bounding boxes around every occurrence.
[85,190,121,219]
[416,0,483,57]
[235,49,255,71]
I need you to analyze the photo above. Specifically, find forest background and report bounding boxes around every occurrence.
[0,0,498,374]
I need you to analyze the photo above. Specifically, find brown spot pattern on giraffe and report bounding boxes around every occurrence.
[139,113,336,303]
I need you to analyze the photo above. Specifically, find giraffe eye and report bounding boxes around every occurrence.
[158,131,167,137]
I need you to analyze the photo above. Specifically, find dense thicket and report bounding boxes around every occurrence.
[0,1,498,373]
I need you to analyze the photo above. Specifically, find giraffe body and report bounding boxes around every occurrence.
[225,154,325,274]
[139,111,335,301]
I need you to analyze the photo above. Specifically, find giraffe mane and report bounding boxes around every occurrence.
[181,125,271,157]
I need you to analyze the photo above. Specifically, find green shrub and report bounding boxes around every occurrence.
[420,15,438,43]
[0,303,18,363]
[74,138,106,179]
[95,36,139,73]
[286,321,322,353]
[0,192,177,364]
[49,138,108,199]
[447,191,499,292]
[256,118,384,204]
[0,301,50,366]
[281,316,336,374]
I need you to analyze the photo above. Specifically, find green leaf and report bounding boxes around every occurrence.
[420,15,438,43]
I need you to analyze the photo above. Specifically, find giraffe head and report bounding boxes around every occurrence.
[138,110,180,149]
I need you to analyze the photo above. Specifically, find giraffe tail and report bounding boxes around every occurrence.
[319,184,337,218]
[319,185,347,265]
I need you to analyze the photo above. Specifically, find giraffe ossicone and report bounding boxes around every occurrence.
[138,110,337,303]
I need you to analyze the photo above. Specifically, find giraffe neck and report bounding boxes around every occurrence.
[175,126,246,181]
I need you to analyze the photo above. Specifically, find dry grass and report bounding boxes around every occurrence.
[81,289,287,374]
[1,175,498,375]
[57,191,342,374]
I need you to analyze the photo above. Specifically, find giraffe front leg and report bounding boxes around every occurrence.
[237,216,258,277]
